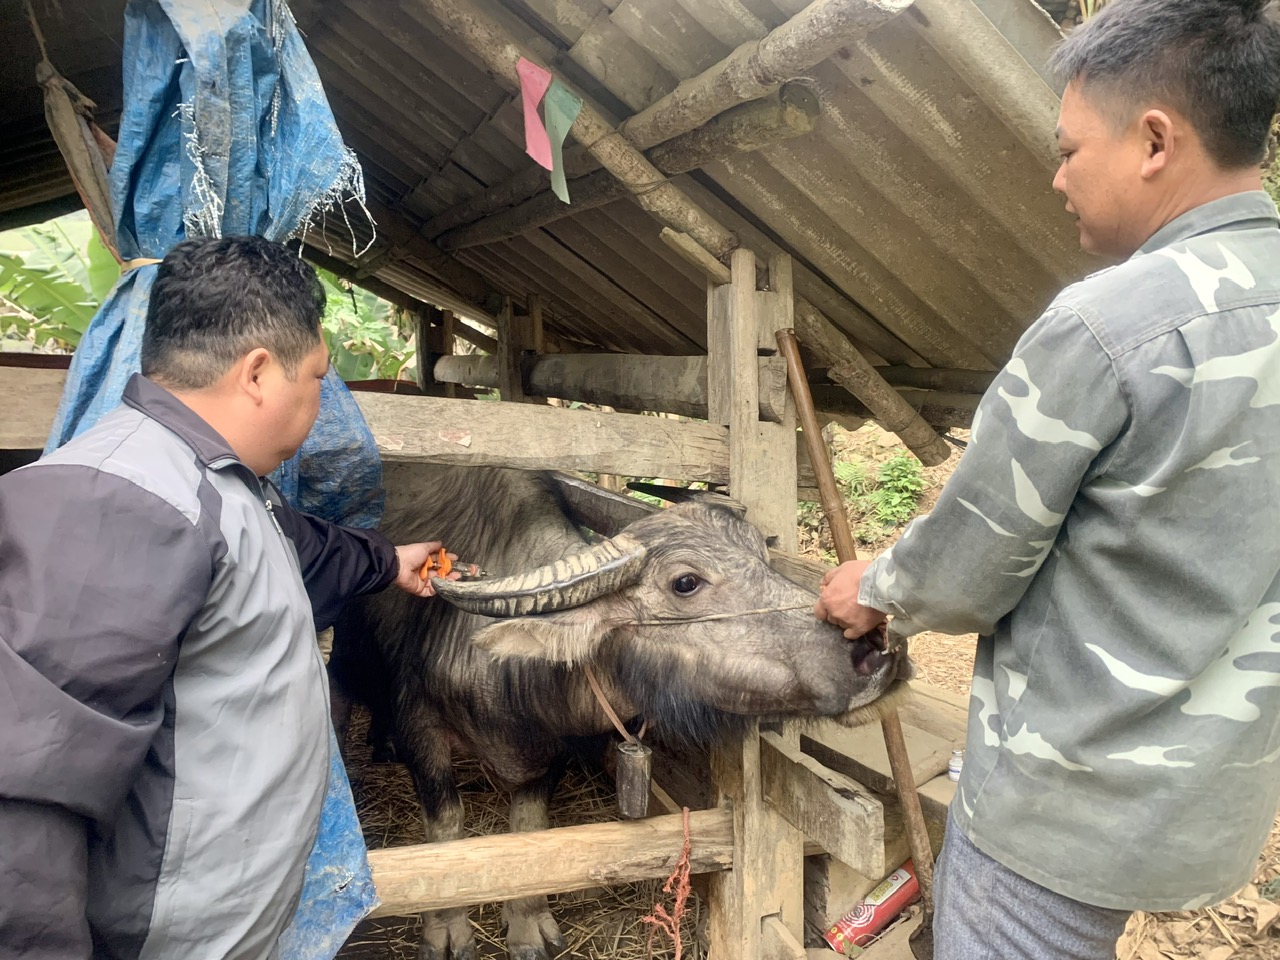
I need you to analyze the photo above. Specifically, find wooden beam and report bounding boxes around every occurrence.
[435,86,819,251]
[354,391,729,482]
[632,0,912,145]
[414,0,959,467]
[660,227,730,285]
[760,732,887,880]
[421,0,910,240]
[366,809,733,917]
[876,365,996,394]
[413,0,738,261]
[435,352,793,424]
[452,321,498,356]
[12,366,724,473]
[794,299,953,466]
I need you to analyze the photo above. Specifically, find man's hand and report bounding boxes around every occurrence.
[815,559,889,639]
[393,541,459,598]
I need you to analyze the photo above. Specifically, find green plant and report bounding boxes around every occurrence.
[834,458,871,499]
[315,268,415,381]
[869,454,925,526]
[0,211,117,351]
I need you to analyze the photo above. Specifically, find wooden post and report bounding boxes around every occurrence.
[439,310,457,399]
[707,250,805,960]
[495,297,525,403]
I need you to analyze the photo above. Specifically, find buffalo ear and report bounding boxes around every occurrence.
[471,597,630,664]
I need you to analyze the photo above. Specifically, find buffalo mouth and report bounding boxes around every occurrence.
[850,632,896,678]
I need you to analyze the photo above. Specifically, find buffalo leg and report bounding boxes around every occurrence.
[395,710,475,960]
[503,763,567,960]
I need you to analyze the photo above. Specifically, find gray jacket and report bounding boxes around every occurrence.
[862,191,1280,911]
[0,375,398,959]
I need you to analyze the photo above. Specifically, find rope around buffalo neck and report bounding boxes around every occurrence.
[618,602,813,626]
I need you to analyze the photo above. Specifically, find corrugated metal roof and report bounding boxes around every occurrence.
[0,0,1089,390]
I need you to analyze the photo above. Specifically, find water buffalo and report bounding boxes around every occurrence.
[330,465,910,960]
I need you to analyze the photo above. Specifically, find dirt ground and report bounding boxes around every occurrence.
[336,425,1279,959]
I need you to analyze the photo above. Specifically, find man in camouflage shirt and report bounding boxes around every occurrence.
[816,1,1280,957]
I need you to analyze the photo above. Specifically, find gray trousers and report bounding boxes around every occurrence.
[934,809,1131,960]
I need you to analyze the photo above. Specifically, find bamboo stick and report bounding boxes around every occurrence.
[777,328,937,941]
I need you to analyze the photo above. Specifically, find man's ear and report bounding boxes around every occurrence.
[1140,108,1174,179]
[236,348,272,403]
[471,597,630,664]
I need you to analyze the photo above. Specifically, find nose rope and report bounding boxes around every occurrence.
[618,602,814,626]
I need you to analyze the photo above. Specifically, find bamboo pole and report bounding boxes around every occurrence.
[435,85,819,251]
[777,329,937,947]
[421,0,909,241]
[776,331,858,564]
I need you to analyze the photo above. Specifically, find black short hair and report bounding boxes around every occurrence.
[1049,0,1280,169]
[142,236,326,389]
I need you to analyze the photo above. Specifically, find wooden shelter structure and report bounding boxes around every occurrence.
[1,0,1083,955]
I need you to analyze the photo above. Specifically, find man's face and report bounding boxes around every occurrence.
[1053,80,1149,259]
[257,336,329,470]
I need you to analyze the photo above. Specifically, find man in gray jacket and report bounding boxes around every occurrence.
[0,236,449,959]
[817,1,1280,958]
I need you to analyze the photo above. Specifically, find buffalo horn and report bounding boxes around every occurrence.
[431,535,647,617]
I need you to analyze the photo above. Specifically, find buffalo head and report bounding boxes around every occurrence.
[432,494,911,731]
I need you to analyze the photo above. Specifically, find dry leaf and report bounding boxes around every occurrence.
[437,429,472,447]
[1203,947,1234,960]
[1254,898,1280,934]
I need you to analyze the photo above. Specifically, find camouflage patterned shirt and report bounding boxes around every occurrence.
[860,191,1280,911]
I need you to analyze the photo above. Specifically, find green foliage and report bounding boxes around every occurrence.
[869,454,925,526]
[315,268,415,382]
[833,458,872,499]
[800,448,927,549]
[0,212,415,383]
[0,211,117,351]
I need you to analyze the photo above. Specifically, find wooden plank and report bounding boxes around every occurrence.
[762,914,807,960]
[803,804,909,934]
[896,683,969,748]
[367,808,733,917]
[356,391,729,482]
[800,720,954,800]
[760,731,886,880]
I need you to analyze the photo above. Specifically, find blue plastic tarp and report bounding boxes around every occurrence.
[43,0,385,954]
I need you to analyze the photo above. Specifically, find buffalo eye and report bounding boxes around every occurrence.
[671,573,703,596]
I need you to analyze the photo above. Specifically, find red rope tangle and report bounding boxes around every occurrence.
[641,806,693,959]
